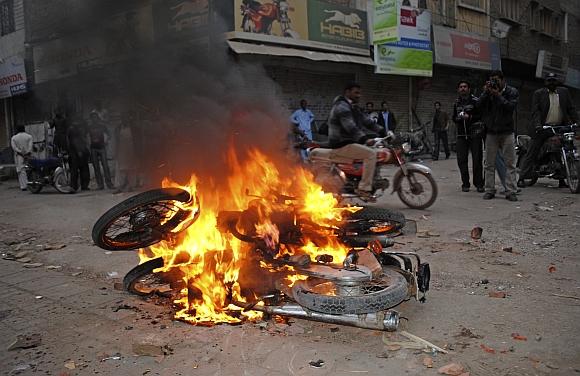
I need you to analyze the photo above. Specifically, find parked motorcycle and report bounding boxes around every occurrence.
[516,124,580,193]
[92,187,429,332]
[396,121,433,158]
[24,153,71,194]
[308,134,438,209]
[240,0,300,38]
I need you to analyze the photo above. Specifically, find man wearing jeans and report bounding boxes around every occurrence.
[88,111,114,190]
[324,82,382,200]
[477,70,519,201]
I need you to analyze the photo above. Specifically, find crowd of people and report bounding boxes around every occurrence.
[290,70,578,202]
[11,101,139,194]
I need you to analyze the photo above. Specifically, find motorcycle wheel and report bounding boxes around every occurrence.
[53,170,71,194]
[92,188,196,251]
[397,169,438,210]
[123,257,172,296]
[564,153,580,193]
[27,170,43,194]
[291,267,408,315]
[343,206,406,237]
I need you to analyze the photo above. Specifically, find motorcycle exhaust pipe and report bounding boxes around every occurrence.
[248,303,399,331]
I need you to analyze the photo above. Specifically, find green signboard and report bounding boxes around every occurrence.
[374,43,432,76]
[373,0,399,44]
[307,0,369,50]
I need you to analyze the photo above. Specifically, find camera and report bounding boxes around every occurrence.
[488,78,500,90]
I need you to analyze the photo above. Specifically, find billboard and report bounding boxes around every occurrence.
[231,0,369,56]
[374,0,432,77]
[433,25,501,71]
[0,56,27,99]
[372,0,399,44]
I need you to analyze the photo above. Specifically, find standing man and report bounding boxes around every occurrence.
[10,126,33,191]
[49,109,68,155]
[290,99,315,161]
[453,80,484,192]
[88,111,114,190]
[432,101,450,160]
[478,70,519,201]
[365,102,379,123]
[518,72,578,188]
[67,115,91,192]
[377,101,397,133]
[321,82,383,200]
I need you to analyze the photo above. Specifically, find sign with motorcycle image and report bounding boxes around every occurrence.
[233,0,369,56]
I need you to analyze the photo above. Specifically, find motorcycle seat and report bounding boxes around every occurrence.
[28,157,61,169]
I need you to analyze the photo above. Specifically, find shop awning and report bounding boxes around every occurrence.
[227,41,374,66]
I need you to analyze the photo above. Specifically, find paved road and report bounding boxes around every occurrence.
[0,158,579,375]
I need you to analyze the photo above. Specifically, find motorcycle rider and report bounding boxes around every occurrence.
[326,82,383,200]
[453,80,484,192]
[518,72,578,188]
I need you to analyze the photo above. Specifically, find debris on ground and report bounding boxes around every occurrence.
[64,360,76,369]
[308,359,325,368]
[534,204,554,212]
[455,327,483,339]
[423,356,434,368]
[548,265,556,273]
[480,343,496,354]
[23,262,44,268]
[42,244,66,250]
[470,227,483,240]
[100,353,122,362]
[46,265,62,270]
[488,291,507,298]
[551,293,580,301]
[400,331,448,354]
[112,304,139,312]
[7,334,41,350]
[438,362,467,375]
[511,333,527,341]
[106,271,119,279]
[16,257,32,263]
[132,343,173,357]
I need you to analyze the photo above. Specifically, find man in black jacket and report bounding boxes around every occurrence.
[453,80,484,192]
[518,73,579,188]
[325,82,382,199]
[377,101,397,133]
[477,70,519,201]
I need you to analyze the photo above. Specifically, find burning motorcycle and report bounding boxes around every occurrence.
[92,185,429,331]
[516,124,580,193]
[308,134,438,209]
[240,0,300,38]
[24,152,71,194]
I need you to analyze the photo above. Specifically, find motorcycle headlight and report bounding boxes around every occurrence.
[402,142,412,153]
[564,132,575,142]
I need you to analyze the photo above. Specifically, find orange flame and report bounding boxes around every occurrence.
[140,147,354,325]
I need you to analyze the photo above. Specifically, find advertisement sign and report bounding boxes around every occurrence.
[153,0,210,41]
[374,1,432,76]
[231,0,369,56]
[433,25,501,71]
[372,0,399,44]
[0,56,28,99]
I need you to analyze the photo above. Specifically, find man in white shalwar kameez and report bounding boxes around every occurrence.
[10,126,33,190]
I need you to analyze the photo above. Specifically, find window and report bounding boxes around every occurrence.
[499,0,521,22]
[458,0,486,12]
[435,0,457,28]
[0,0,14,36]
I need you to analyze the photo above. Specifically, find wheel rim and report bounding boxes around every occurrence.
[54,173,69,191]
[399,172,433,208]
[102,200,192,249]
[565,155,579,192]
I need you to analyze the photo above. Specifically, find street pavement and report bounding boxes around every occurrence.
[0,157,579,376]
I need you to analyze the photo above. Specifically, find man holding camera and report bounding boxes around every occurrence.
[477,70,519,201]
[518,73,578,188]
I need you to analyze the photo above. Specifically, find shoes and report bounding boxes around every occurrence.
[558,180,569,188]
[506,192,518,202]
[517,180,526,188]
[461,186,470,192]
[355,189,376,202]
[476,187,485,193]
[445,155,450,160]
[483,192,495,200]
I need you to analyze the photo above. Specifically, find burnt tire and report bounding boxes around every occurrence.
[347,206,406,229]
[291,267,409,315]
[92,188,193,251]
[123,257,165,296]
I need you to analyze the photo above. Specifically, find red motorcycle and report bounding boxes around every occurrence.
[308,135,438,210]
[240,0,299,38]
